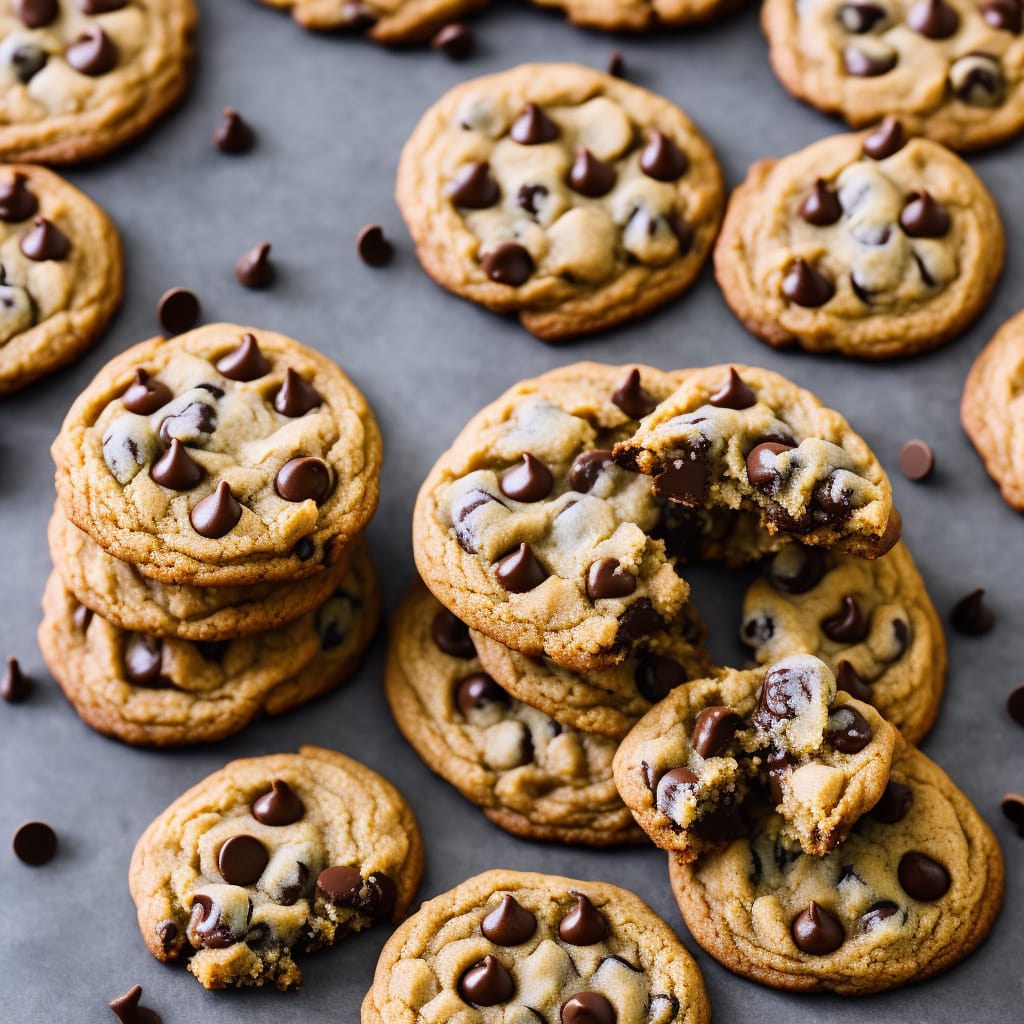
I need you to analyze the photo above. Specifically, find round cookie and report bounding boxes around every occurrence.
[762,0,1024,152]
[413,362,695,673]
[529,0,744,31]
[129,745,422,990]
[51,324,382,587]
[613,655,900,859]
[362,868,711,1024]
[38,542,380,746]
[0,165,122,394]
[613,364,901,560]
[669,744,1004,994]
[396,63,724,341]
[49,505,355,641]
[961,308,1024,510]
[741,541,946,745]
[0,0,196,163]
[714,128,1004,358]
[386,583,642,845]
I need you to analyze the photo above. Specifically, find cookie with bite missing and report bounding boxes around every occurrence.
[129,745,422,990]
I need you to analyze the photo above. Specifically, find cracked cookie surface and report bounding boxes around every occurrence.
[362,868,710,1024]
[396,63,723,341]
[129,745,422,990]
[714,128,1004,358]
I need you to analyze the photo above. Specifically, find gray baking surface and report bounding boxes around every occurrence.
[0,0,1020,1019]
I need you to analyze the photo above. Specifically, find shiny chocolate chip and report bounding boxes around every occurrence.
[251,779,304,826]
[822,595,868,643]
[860,901,900,931]
[20,217,69,261]
[900,191,950,238]
[458,955,514,1006]
[568,148,616,198]
[653,454,706,505]
[190,481,242,538]
[213,108,255,154]
[569,449,614,492]
[13,0,58,27]
[558,892,608,944]
[863,116,906,159]
[838,1,887,30]
[357,224,393,267]
[510,103,559,145]
[640,131,689,181]
[124,635,163,687]
[274,368,322,416]
[898,852,950,900]
[1,656,32,703]
[456,673,508,715]
[235,243,274,288]
[907,0,959,37]
[1001,793,1024,835]
[431,21,473,58]
[792,901,845,954]
[616,597,663,645]
[692,706,740,758]
[835,661,873,703]
[826,705,873,752]
[950,588,995,635]
[782,258,835,306]
[611,368,657,419]
[562,993,615,1024]
[157,288,200,335]
[799,180,842,226]
[635,654,686,703]
[870,780,913,823]
[757,663,814,722]
[122,369,172,415]
[495,543,546,593]
[709,367,756,409]
[899,438,934,480]
[156,921,178,952]
[586,558,636,601]
[66,26,118,75]
[432,608,475,658]
[316,864,362,901]
[0,174,38,222]
[158,401,215,447]
[481,893,537,945]
[983,0,1022,30]
[150,439,203,490]
[448,161,500,208]
[275,457,332,504]
[500,453,553,502]
[12,821,57,866]
[217,333,271,380]
[481,243,534,286]
[746,441,794,494]
[218,835,268,886]
[844,44,897,76]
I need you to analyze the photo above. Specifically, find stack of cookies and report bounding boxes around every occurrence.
[39,323,383,746]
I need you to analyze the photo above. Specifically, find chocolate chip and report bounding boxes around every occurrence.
[709,367,756,410]
[13,0,58,26]
[568,148,616,198]
[251,779,304,826]
[860,901,900,932]
[294,538,315,561]
[494,543,546,592]
[79,0,129,10]
[66,26,117,75]
[235,242,274,288]
[792,901,845,954]
[949,53,1005,106]
[1008,685,1024,727]
[190,481,242,538]
[357,224,393,267]
[20,217,69,261]
[844,45,897,76]
[907,0,959,36]
[150,439,203,490]
[481,243,534,285]
[448,161,500,208]
[898,851,950,900]
[586,558,636,601]
[517,184,548,215]
[611,368,657,419]
[1,656,32,703]
[649,455,705,506]
[157,288,200,335]
[8,42,47,83]
[276,863,310,906]
[1001,794,1024,836]
[900,192,950,238]
[656,766,699,814]
[213,108,255,154]
[863,116,906,159]
[431,608,475,658]
[156,921,178,952]
[458,955,514,1006]
[431,21,473,58]
[692,706,740,758]
[189,895,238,949]
[870,780,913,823]
[73,604,93,631]
[510,103,559,145]
[215,333,269,381]
[275,457,332,503]
[746,441,794,494]
[481,893,536,945]
[500,453,553,502]
[693,803,750,841]
[12,821,56,866]
[109,985,161,1024]
[983,0,1022,30]
[769,546,827,593]
[217,835,268,886]
[558,892,608,944]
[455,673,508,715]
[635,654,686,703]
[799,179,842,226]
[123,635,164,687]
[756,663,814,722]
[158,401,215,447]
[316,864,362,901]
[826,705,873,752]
[0,173,38,223]
[361,872,397,918]
[562,993,615,1024]
[950,588,995,635]
[838,2,888,30]
[274,367,322,416]
[569,449,614,492]
[822,595,868,643]
[616,597,663,644]
[122,369,172,415]
[781,258,835,306]
[607,50,625,77]
[898,439,934,480]
[640,131,689,182]
[892,618,910,657]
[835,661,873,703]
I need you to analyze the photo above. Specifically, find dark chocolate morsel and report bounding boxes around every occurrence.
[1,656,32,703]
[561,993,615,1024]
[9,42,47,83]
[20,217,69,261]
[826,705,873,753]
[835,661,873,703]
[950,588,995,635]
[843,45,897,76]
[510,103,560,145]
[150,439,204,490]
[79,0,129,11]
[568,147,616,198]
[870,780,913,823]
[907,0,959,37]
[190,481,242,538]
[586,558,636,601]
[799,180,842,226]
[746,442,794,494]
[217,835,268,886]
[900,192,950,238]
[481,243,534,285]
[481,894,537,945]
[615,597,663,645]
[898,852,950,900]
[792,901,845,954]
[13,0,58,27]
[863,116,907,159]
[709,367,756,409]
[898,439,935,480]
[274,368,322,416]
[635,654,686,703]
[235,243,275,289]
[757,663,815,722]
[692,706,741,758]
[188,895,236,949]
[458,955,514,1006]
[569,449,614,492]
[494,543,546,592]
[822,595,868,643]
[316,864,362,901]
[1000,793,1024,836]
[65,26,118,76]
[360,872,397,918]
[0,173,38,222]
[122,368,172,415]
[1008,685,1024,728]
[431,22,473,59]
[432,608,475,658]
[156,921,178,952]
[500,453,553,502]
[157,288,200,335]
[357,224,394,267]
[611,368,657,419]
[656,767,699,815]
[12,821,57,866]
[558,892,608,945]
[860,901,901,931]
[949,53,1006,106]
[448,161,500,208]
[640,131,689,182]
[275,457,332,504]
[123,635,164,687]
[213,108,255,154]
[517,183,549,215]
[158,401,215,447]
[838,2,888,31]
[251,779,304,826]
[217,333,271,381]
[983,0,1022,31]
[782,258,835,306]
[456,673,508,715]
[653,455,707,505]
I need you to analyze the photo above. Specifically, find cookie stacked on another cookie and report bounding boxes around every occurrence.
[40,323,383,745]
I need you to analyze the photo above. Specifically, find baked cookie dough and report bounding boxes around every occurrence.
[961,307,1024,510]
[530,0,744,32]
[669,744,1004,993]
[38,543,379,746]
[396,62,724,341]
[386,583,642,845]
[362,868,711,1024]
[714,127,1004,358]
[51,324,382,587]
[130,746,422,990]
[741,541,946,744]
[0,0,196,163]
[0,165,122,394]
[762,0,1024,151]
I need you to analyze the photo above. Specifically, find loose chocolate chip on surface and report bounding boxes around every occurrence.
[782,258,835,306]
[274,367,322,416]
[870,780,913,823]
[860,901,901,931]
[568,148,616,198]
[898,851,950,900]
[481,243,534,285]
[586,558,636,601]
[357,224,394,267]
[799,180,842,226]
[692,706,740,758]
[900,191,950,237]
[109,985,161,1024]
[213,108,255,153]
[983,0,1022,30]
[122,369,172,414]
[1001,794,1024,836]
[216,333,271,380]
[456,673,508,715]
[218,835,268,886]
[635,654,686,703]
[863,116,906,159]
[275,457,331,504]
[495,543,546,592]
[510,103,560,145]
[431,608,475,659]
[0,173,38,222]
[316,864,362,901]
[66,26,117,75]
[607,50,625,77]
[150,439,203,490]
[13,0,58,27]
[459,955,514,1006]
[559,892,608,944]
[449,161,500,208]
[950,588,995,635]
[835,661,873,703]
[746,441,794,493]
[709,367,756,409]
[562,992,616,1024]
[822,595,868,643]
[1008,685,1024,727]
[898,439,934,481]
[500,453,553,502]
[234,242,274,288]
[157,288,200,335]
[907,0,959,37]
[792,901,845,954]
[844,45,897,76]
[838,1,888,31]
[190,481,242,538]
[569,449,614,492]
[124,635,164,687]
[431,21,473,58]
[251,779,304,826]
[1,656,32,703]
[481,894,537,945]
[826,705,873,752]
[12,821,56,865]
[611,368,657,419]
[20,217,69,261]
[640,131,689,182]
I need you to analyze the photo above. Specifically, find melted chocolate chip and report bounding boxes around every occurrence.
[692,706,740,758]
[826,705,873,752]
[769,546,827,593]
[500,453,553,502]
[510,103,559,145]
[517,183,548,215]
[586,558,636,601]
[150,439,203,490]
[870,780,913,823]
[123,635,164,687]
[900,191,950,238]
[907,0,959,37]
[860,901,900,931]
[746,441,794,494]
[1,656,32,703]
[20,217,69,261]
[756,664,814,723]
[251,779,304,826]
[640,132,689,182]
[822,595,868,643]
[432,608,475,658]
[611,368,657,419]
[899,438,935,481]
[65,26,118,75]
[431,21,473,59]
[569,449,614,492]
[799,180,842,226]
[190,481,242,538]
[838,2,888,31]
[844,45,897,76]
[558,892,608,944]
[157,288,200,335]
[835,661,873,703]
[709,367,756,409]
[156,921,178,952]
[13,0,58,27]
[448,162,500,208]
[158,401,215,447]
[863,116,907,159]
[481,243,534,285]
[235,242,275,288]
[950,588,995,635]
[653,455,707,505]
[0,174,38,223]
[983,0,1022,31]
[458,955,514,1006]
[792,901,845,954]
[568,148,616,198]
[108,985,161,1024]
[274,368,322,416]
[562,993,615,1024]
[455,673,508,715]
[616,597,663,645]
[357,224,394,267]
[213,108,255,154]
[950,53,1005,106]
[635,654,686,703]
[782,258,835,306]
[12,821,57,866]
[316,864,361,901]
[656,766,699,814]
[898,851,950,900]
[494,543,546,592]
[481,894,537,945]
[275,457,332,503]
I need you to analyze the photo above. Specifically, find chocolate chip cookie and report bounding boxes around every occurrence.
[386,583,642,845]
[129,745,422,990]
[38,542,379,745]
[530,0,744,31]
[0,0,196,163]
[413,362,695,673]
[961,308,1024,510]
[362,868,711,1024]
[614,655,899,860]
[613,364,901,560]
[52,324,382,587]
[714,127,1004,358]
[669,744,1004,993]
[741,541,946,744]
[0,165,122,394]
[396,63,724,340]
